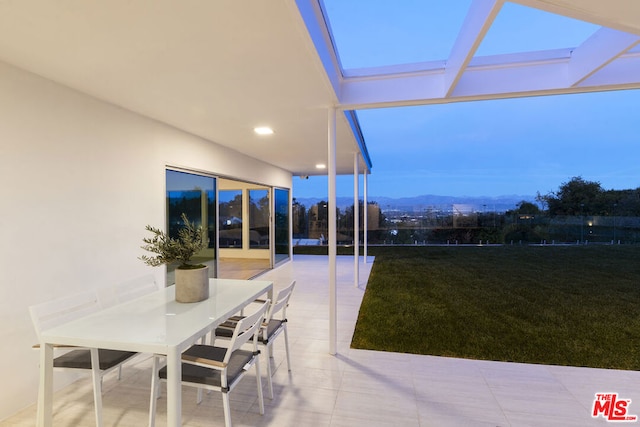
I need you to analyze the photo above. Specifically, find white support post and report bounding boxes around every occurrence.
[354,153,360,287]
[364,170,368,263]
[289,189,294,261]
[328,107,337,355]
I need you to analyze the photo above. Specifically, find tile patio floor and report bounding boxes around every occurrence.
[4,255,639,426]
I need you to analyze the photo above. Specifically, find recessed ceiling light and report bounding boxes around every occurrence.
[316,163,326,169]
[254,126,274,135]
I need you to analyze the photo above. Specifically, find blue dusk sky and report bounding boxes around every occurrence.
[293,1,640,199]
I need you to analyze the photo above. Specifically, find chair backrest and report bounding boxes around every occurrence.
[225,299,270,364]
[29,290,102,340]
[114,274,159,303]
[265,280,296,323]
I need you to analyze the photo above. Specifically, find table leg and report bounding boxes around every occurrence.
[90,349,103,427]
[166,348,182,427]
[266,286,274,305]
[37,343,53,427]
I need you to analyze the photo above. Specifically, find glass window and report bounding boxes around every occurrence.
[249,189,270,249]
[166,169,216,282]
[321,0,471,70]
[274,188,290,264]
[219,190,243,248]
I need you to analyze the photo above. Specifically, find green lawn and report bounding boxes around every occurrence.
[346,245,640,370]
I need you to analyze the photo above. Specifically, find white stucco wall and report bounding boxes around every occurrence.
[0,60,291,421]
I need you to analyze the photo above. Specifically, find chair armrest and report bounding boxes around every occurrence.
[32,344,80,349]
[182,353,227,368]
[218,315,242,328]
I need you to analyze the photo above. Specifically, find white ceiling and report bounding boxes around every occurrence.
[0,0,639,178]
[0,0,368,176]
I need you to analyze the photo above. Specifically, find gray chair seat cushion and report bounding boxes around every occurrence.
[215,318,284,343]
[215,315,243,338]
[159,345,254,389]
[257,319,284,343]
[54,349,136,370]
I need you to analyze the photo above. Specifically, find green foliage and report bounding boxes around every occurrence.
[140,213,205,268]
[515,200,540,214]
[351,245,640,370]
[541,176,640,216]
[501,223,547,243]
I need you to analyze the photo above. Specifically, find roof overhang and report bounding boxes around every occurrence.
[0,0,370,177]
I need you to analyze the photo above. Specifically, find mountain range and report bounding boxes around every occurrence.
[294,194,537,213]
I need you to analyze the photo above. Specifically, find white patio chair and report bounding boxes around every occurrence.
[148,299,270,427]
[29,290,137,427]
[114,274,160,303]
[215,280,295,399]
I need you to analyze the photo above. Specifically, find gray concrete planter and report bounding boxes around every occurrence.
[175,266,209,303]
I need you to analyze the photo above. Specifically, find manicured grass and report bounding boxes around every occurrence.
[348,245,640,370]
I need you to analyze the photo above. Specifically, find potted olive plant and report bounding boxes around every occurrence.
[140,213,209,303]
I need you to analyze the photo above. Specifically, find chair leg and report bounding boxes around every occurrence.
[255,357,265,415]
[89,349,103,427]
[148,356,160,427]
[284,325,292,372]
[117,364,123,380]
[197,331,210,403]
[222,392,233,427]
[193,338,210,404]
[264,344,274,399]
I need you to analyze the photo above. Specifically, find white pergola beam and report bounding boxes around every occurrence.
[339,53,640,109]
[569,27,640,86]
[578,53,640,87]
[341,71,445,108]
[455,60,570,97]
[444,0,504,97]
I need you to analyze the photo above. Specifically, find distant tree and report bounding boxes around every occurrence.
[504,200,540,217]
[515,200,540,215]
[613,188,640,216]
[292,198,307,237]
[311,201,329,222]
[545,176,605,216]
[535,192,548,212]
[339,201,386,241]
[538,177,640,217]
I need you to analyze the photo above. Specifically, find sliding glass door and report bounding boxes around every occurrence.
[218,190,243,248]
[166,169,216,283]
[274,188,290,264]
[249,189,270,249]
[166,170,290,280]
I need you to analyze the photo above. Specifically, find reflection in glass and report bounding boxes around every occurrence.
[219,190,243,248]
[274,188,290,264]
[166,169,216,282]
[249,189,269,249]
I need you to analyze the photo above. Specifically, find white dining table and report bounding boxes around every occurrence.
[37,278,273,427]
